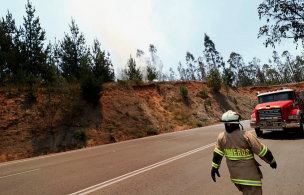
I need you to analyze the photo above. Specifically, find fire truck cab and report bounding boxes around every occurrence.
[250,87,304,136]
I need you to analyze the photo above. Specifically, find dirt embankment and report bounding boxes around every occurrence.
[1,81,304,162]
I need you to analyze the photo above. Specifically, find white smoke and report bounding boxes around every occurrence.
[68,0,160,71]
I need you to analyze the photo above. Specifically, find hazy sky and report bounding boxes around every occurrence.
[1,0,303,77]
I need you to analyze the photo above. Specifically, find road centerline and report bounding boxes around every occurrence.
[69,142,216,195]
[0,168,41,179]
[154,134,193,143]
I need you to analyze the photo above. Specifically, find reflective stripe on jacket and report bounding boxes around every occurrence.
[212,129,269,186]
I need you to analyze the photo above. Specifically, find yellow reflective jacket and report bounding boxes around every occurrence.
[212,129,274,186]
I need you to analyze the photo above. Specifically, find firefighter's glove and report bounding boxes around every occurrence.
[211,167,220,182]
[270,161,277,169]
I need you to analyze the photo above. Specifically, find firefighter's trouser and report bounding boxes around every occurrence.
[235,184,262,195]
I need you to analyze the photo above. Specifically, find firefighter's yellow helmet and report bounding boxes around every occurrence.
[220,110,241,124]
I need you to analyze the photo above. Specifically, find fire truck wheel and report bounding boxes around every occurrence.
[255,128,263,137]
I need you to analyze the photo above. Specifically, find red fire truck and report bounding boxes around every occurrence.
[250,87,304,136]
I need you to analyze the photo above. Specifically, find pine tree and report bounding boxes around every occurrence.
[22,0,46,77]
[91,38,115,83]
[42,42,56,83]
[0,11,21,80]
[126,55,142,81]
[0,12,14,79]
[52,38,61,74]
[146,65,158,81]
[12,26,24,77]
[60,18,88,80]
[80,70,103,108]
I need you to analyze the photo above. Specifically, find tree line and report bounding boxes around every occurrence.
[117,0,304,91]
[1,0,304,95]
[0,0,115,85]
[175,33,304,90]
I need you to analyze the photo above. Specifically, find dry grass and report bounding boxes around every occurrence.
[170,104,192,123]
[103,82,120,90]
[0,84,30,93]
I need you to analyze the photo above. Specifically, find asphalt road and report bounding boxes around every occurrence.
[0,120,303,195]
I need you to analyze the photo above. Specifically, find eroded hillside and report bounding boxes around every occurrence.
[1,81,304,162]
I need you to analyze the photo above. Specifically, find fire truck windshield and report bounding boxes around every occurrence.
[258,92,294,103]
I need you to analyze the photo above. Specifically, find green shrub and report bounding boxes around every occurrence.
[80,72,103,108]
[27,73,37,86]
[132,77,143,85]
[196,121,204,127]
[135,131,144,138]
[147,66,158,82]
[179,85,188,98]
[74,128,88,141]
[207,99,211,106]
[202,86,208,98]
[204,101,209,111]
[104,125,114,132]
[233,97,238,105]
[77,144,84,148]
[145,125,159,135]
[206,69,222,93]
[28,87,38,100]
[117,79,128,85]
[109,132,117,141]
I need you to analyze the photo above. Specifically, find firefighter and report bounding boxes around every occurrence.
[211,110,277,195]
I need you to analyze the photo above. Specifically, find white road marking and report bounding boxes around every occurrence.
[0,168,41,179]
[70,142,216,195]
[154,134,193,143]
[70,127,255,195]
